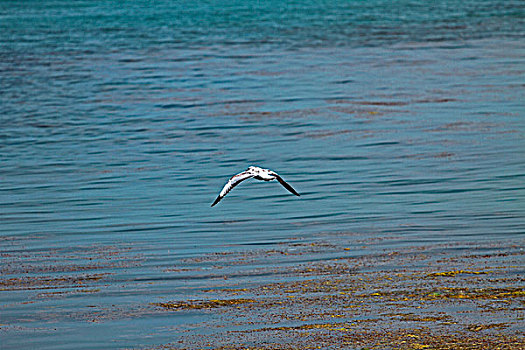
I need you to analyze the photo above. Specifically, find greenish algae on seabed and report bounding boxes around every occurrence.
[151,241,524,350]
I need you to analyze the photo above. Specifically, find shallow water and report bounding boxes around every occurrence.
[1,1,524,349]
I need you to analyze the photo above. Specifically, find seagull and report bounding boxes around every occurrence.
[211,166,300,207]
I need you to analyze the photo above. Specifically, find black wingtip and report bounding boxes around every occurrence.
[275,175,300,197]
[211,196,221,207]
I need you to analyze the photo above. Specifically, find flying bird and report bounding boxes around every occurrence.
[211,166,300,207]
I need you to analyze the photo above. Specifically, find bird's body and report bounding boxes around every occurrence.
[211,166,300,207]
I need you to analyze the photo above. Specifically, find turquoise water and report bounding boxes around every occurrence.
[1,1,524,349]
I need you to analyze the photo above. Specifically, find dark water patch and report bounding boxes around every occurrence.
[354,100,410,106]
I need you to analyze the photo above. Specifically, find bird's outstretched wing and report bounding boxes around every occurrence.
[211,171,254,207]
[275,174,300,196]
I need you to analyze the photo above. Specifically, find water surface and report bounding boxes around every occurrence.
[1,1,524,349]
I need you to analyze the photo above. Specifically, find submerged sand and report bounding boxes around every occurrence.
[152,240,524,349]
[2,236,523,349]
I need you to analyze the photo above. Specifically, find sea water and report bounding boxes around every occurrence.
[1,1,523,349]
